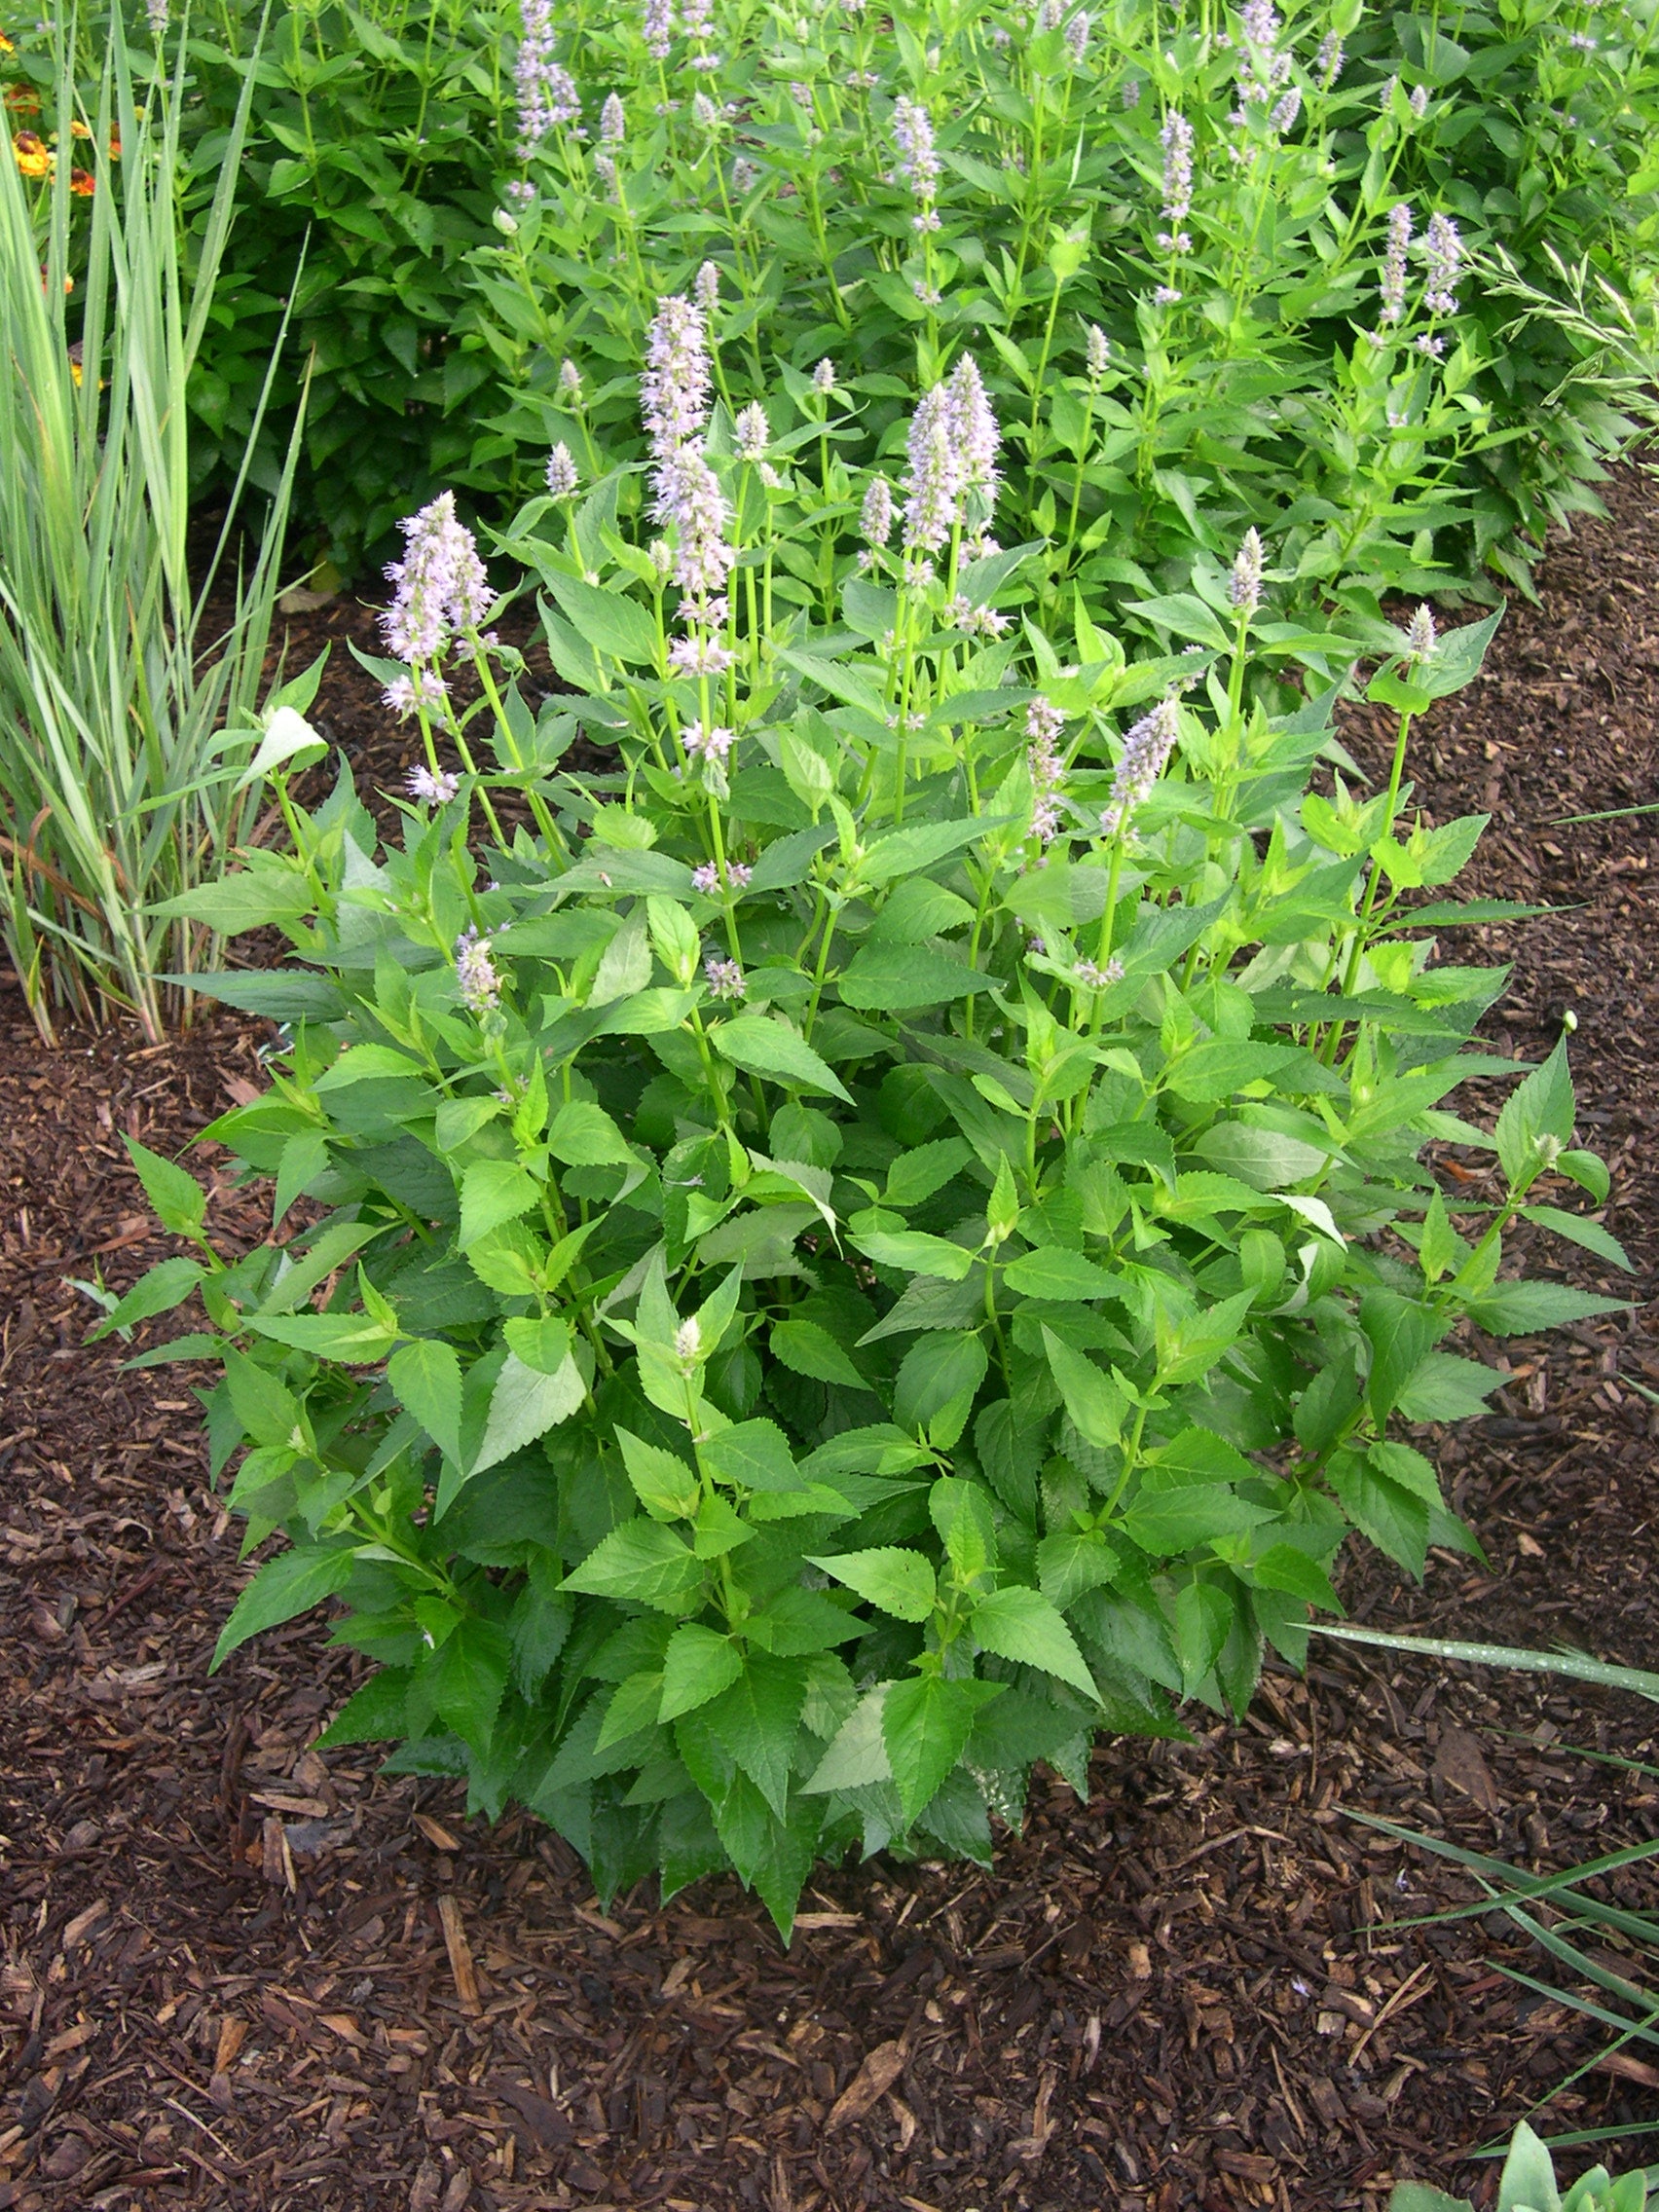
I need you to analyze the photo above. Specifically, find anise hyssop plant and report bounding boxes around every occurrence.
[112,305,1629,1931]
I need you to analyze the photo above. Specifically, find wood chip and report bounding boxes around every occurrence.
[826,2040,905,2129]
[436,1895,481,2016]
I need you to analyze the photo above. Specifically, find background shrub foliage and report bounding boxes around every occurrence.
[106,285,1632,1928]
[7,0,1656,582]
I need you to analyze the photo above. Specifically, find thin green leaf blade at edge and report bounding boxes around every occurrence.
[1309,1623,1659,1705]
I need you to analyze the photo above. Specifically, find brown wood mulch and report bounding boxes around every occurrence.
[3,474,1659,2212]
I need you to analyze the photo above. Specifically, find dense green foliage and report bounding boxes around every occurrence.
[103,306,1634,1927]
[7,0,1655,580]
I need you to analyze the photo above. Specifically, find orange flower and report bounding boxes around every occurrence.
[108,133,120,158]
[69,117,90,138]
[5,85,41,115]
[69,166,93,195]
[13,130,52,178]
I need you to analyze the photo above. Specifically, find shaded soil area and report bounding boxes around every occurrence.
[3,473,1659,2212]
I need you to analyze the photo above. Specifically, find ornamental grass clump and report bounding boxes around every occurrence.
[114,330,1631,1935]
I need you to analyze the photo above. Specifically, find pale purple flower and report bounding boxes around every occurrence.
[726,863,752,890]
[1270,86,1301,132]
[735,403,770,461]
[1416,332,1446,356]
[682,720,734,764]
[1027,695,1066,849]
[692,861,720,893]
[382,493,491,664]
[1229,527,1265,618]
[668,635,734,677]
[600,92,626,143]
[653,447,734,610]
[1315,31,1344,87]
[1236,0,1290,102]
[642,294,712,458]
[681,0,712,39]
[946,354,1001,508]
[1409,83,1429,117]
[902,384,963,556]
[861,475,894,548]
[892,96,940,200]
[1087,323,1111,378]
[1380,203,1412,326]
[732,157,759,192]
[406,762,461,803]
[1100,697,1181,836]
[515,0,579,157]
[1075,956,1124,988]
[643,0,673,54]
[1568,31,1597,51]
[595,150,618,196]
[146,0,168,33]
[386,671,451,720]
[813,357,837,393]
[692,91,720,129]
[1122,76,1142,107]
[694,260,720,313]
[704,956,746,999]
[546,442,579,497]
[948,597,1011,638]
[1154,284,1182,306]
[1160,112,1194,242]
[559,357,582,398]
[1064,11,1090,58]
[456,927,502,1015]
[1407,605,1437,660]
[1422,211,1461,315]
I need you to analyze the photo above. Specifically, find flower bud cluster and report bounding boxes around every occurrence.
[1100,697,1181,837]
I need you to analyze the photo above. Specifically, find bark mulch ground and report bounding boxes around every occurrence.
[3,474,1658,2212]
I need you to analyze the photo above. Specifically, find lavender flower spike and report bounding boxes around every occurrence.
[545,443,579,498]
[455,926,502,1016]
[1380,203,1412,327]
[643,0,673,57]
[1087,324,1111,378]
[1229,528,1265,619]
[600,92,626,143]
[694,260,720,313]
[515,0,579,158]
[901,384,964,557]
[386,670,451,721]
[1027,694,1066,848]
[1100,697,1181,836]
[1159,112,1194,250]
[1422,212,1461,316]
[945,353,1001,497]
[406,762,461,804]
[892,96,940,200]
[861,475,895,548]
[382,492,491,664]
[735,403,770,461]
[1406,604,1437,660]
[641,294,711,459]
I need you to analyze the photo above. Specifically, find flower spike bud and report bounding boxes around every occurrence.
[545,443,579,498]
[861,475,895,547]
[1406,604,1437,661]
[1229,527,1265,619]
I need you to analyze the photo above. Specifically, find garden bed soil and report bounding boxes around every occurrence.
[2,473,1658,2212]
